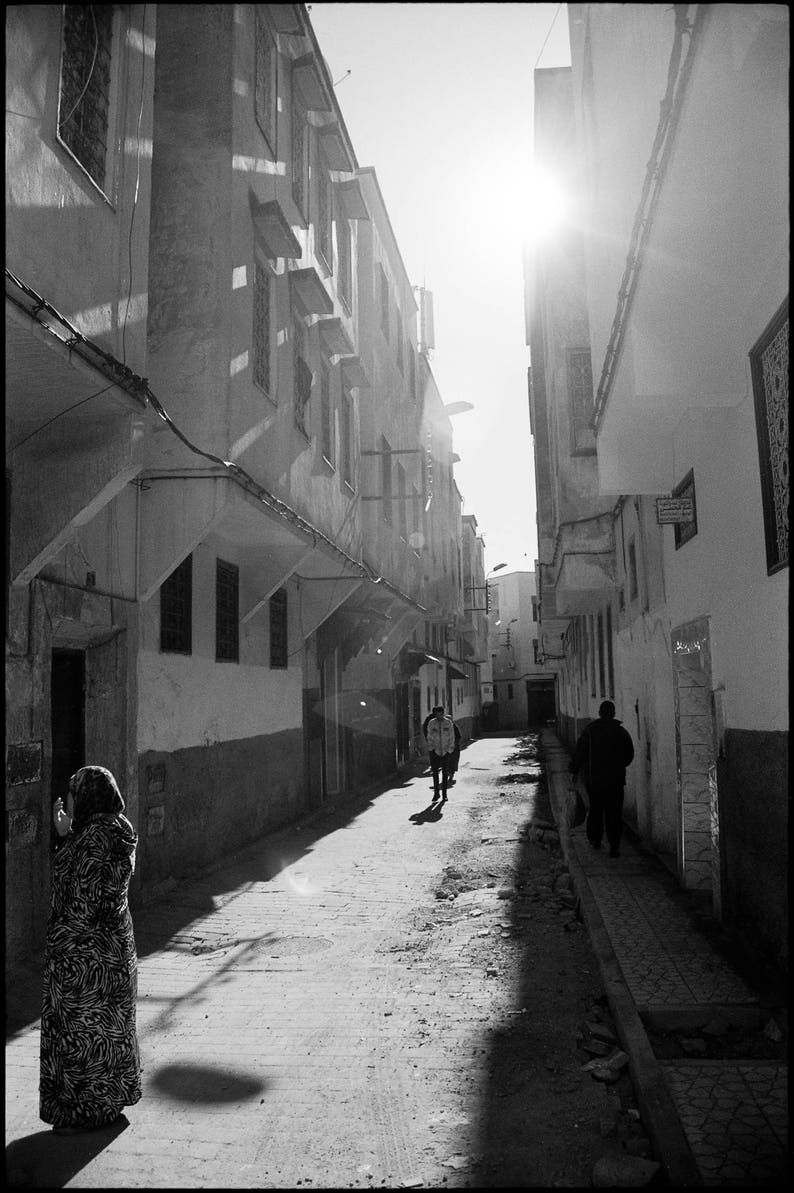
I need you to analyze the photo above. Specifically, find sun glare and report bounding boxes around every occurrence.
[525,169,570,240]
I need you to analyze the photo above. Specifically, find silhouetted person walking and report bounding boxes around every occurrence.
[569,701,634,857]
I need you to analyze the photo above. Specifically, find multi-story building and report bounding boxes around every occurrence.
[459,514,488,737]
[6,4,157,958]
[487,571,556,730]
[528,3,789,972]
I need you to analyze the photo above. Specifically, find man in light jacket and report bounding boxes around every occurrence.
[426,706,456,803]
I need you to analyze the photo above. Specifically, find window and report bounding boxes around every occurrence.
[341,381,354,487]
[58,5,115,193]
[160,554,192,654]
[317,159,332,269]
[672,471,698,550]
[291,99,308,215]
[216,560,239,662]
[606,604,614,698]
[253,262,272,398]
[408,347,417,402]
[255,9,277,153]
[533,638,539,664]
[396,309,404,373]
[507,684,514,700]
[750,299,789,573]
[627,536,639,598]
[337,215,351,309]
[293,317,312,435]
[569,348,596,455]
[380,436,392,525]
[410,484,420,548]
[531,596,538,622]
[269,588,288,668]
[379,265,390,339]
[397,463,407,540]
[320,359,334,464]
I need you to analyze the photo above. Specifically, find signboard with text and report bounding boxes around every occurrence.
[656,497,695,524]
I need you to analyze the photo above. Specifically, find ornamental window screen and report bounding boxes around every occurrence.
[569,348,596,455]
[215,560,239,662]
[160,555,192,654]
[320,360,334,464]
[337,215,351,309]
[255,10,277,153]
[291,101,307,214]
[269,588,288,669]
[750,300,789,574]
[293,319,312,435]
[58,5,114,191]
[253,263,272,397]
[672,470,698,550]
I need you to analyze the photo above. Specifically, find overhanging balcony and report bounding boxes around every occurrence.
[548,514,615,615]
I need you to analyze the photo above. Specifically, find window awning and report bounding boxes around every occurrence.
[447,663,467,680]
[251,197,301,260]
[290,267,333,317]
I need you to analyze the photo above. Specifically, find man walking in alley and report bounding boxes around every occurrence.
[569,700,635,857]
[425,706,456,804]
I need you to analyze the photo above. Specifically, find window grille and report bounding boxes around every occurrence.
[255,10,277,152]
[397,464,407,541]
[320,360,334,463]
[270,588,288,669]
[337,216,351,308]
[291,102,307,213]
[160,555,192,654]
[672,471,698,550]
[216,560,239,662]
[253,263,272,396]
[411,484,420,545]
[293,319,312,435]
[750,301,789,573]
[589,613,596,697]
[58,5,114,191]
[569,348,596,455]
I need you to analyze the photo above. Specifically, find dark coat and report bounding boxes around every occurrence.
[570,717,634,790]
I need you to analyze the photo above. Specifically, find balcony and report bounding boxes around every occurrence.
[548,513,615,615]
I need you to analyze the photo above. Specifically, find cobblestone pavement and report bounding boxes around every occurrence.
[543,732,788,1188]
[6,734,616,1190]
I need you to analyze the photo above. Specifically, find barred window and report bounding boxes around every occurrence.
[160,555,192,654]
[569,348,596,455]
[270,588,288,669]
[291,101,307,214]
[672,470,698,550]
[215,560,239,663]
[255,9,277,153]
[606,604,614,698]
[337,215,351,310]
[58,5,114,192]
[253,262,272,397]
[750,300,789,574]
[293,318,312,435]
[320,359,334,464]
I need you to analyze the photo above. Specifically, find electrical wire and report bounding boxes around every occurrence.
[6,383,116,455]
[534,3,564,71]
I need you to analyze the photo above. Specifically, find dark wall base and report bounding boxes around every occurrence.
[718,728,788,975]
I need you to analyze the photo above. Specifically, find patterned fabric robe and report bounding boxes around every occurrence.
[40,812,142,1127]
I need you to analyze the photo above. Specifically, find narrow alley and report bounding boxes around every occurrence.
[7,734,630,1189]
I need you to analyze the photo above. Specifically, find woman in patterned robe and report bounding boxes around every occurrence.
[40,766,142,1132]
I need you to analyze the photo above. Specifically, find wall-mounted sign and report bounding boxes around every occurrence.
[656,497,695,524]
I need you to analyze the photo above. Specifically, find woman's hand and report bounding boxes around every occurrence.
[53,797,72,838]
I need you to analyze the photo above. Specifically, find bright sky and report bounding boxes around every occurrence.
[308,2,572,575]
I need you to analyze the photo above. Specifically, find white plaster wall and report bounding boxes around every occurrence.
[664,397,788,733]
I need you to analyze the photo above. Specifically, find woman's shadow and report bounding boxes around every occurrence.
[409,800,444,825]
[6,1116,129,1188]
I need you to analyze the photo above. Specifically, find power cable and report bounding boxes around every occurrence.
[534,3,564,71]
[6,384,116,455]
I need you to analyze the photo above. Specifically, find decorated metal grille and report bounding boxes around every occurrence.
[751,303,789,573]
[58,5,114,189]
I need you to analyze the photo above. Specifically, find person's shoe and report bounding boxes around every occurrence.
[609,847,620,858]
[441,794,447,804]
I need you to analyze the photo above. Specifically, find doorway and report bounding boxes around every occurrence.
[50,649,85,808]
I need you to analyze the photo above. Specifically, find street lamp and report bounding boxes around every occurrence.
[463,562,507,613]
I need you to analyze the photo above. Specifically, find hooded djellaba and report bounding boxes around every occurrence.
[40,765,142,1132]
